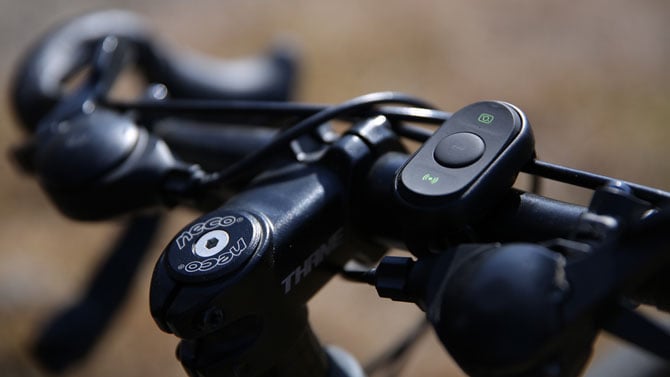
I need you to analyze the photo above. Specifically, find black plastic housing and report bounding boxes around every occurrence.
[395,101,534,226]
[34,110,185,220]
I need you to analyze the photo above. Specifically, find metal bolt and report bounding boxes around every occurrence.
[193,230,229,257]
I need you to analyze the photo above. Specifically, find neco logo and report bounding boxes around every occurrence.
[176,216,237,249]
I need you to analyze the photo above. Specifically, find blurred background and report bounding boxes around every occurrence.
[1,1,670,376]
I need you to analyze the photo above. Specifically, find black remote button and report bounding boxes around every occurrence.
[434,132,485,168]
[395,101,534,223]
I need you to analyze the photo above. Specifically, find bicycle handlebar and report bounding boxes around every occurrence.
[9,10,670,377]
[11,9,297,132]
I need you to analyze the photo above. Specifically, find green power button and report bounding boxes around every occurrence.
[477,113,495,124]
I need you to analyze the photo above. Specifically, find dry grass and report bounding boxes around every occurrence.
[1,1,669,376]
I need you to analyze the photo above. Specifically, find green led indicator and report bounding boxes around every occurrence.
[422,173,439,185]
[477,113,495,124]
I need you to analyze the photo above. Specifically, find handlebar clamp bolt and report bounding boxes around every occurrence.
[197,307,225,333]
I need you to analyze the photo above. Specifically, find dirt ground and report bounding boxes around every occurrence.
[1,1,670,376]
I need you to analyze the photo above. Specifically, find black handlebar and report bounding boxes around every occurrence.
[11,9,297,132]
[8,10,670,377]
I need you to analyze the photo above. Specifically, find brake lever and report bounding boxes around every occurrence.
[601,302,670,360]
[562,184,666,316]
[15,37,203,220]
[12,36,128,174]
[561,208,670,359]
[32,214,162,372]
[36,36,129,137]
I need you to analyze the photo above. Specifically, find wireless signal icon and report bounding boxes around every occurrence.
[422,173,439,185]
